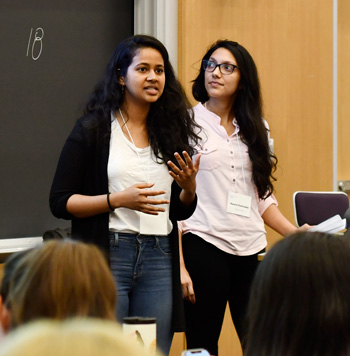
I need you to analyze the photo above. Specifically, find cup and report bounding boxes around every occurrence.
[123,316,157,353]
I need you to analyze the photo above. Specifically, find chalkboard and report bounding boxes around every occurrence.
[0,1,134,238]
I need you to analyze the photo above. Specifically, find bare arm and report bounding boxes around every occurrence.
[67,183,170,219]
[262,204,310,236]
[178,229,196,303]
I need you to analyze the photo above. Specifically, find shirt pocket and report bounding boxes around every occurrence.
[197,143,221,171]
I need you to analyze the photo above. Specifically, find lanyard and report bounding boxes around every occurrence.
[118,108,150,183]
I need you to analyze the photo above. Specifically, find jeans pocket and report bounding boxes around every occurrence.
[155,236,172,256]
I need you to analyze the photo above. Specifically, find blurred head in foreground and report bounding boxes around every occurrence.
[244,231,350,356]
[7,239,116,329]
[0,318,161,356]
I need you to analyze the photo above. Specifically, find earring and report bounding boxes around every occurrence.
[121,85,125,95]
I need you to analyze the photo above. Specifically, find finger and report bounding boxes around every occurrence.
[193,153,201,170]
[182,284,188,299]
[135,182,155,189]
[189,293,196,304]
[181,151,194,168]
[141,210,159,215]
[184,283,196,303]
[141,205,166,214]
[140,189,167,197]
[146,198,170,206]
[174,152,190,170]
[168,170,180,180]
[167,160,181,175]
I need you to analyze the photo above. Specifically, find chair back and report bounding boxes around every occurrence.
[293,191,350,227]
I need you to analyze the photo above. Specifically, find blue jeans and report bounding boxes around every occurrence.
[109,232,173,355]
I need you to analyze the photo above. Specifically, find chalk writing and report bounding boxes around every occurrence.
[26,27,44,60]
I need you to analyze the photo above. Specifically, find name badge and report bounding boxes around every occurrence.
[140,211,168,235]
[226,192,252,217]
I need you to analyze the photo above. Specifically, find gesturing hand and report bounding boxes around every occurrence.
[119,183,170,215]
[167,151,201,193]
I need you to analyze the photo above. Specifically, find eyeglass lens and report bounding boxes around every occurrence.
[203,60,237,75]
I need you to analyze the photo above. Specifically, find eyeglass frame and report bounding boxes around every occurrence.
[202,59,239,75]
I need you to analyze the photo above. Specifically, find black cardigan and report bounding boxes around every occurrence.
[49,112,196,331]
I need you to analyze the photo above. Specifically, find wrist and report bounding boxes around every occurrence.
[107,192,115,211]
[180,189,196,205]
[108,192,123,211]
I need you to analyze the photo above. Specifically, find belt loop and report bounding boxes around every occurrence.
[109,232,119,248]
[114,232,119,248]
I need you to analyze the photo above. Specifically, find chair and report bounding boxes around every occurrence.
[293,191,350,227]
[344,208,350,237]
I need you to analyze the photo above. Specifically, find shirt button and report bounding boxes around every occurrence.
[231,165,234,169]
[233,179,236,183]
[230,151,233,154]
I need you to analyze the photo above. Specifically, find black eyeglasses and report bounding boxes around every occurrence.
[202,60,239,75]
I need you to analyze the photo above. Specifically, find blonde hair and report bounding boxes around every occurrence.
[8,239,116,327]
[0,318,160,356]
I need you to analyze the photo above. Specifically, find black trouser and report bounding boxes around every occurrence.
[182,233,261,356]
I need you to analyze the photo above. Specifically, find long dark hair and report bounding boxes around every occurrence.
[244,232,350,356]
[84,34,200,165]
[192,40,277,199]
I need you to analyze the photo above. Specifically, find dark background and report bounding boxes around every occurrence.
[0,1,134,238]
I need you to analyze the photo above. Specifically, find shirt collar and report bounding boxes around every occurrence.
[200,102,240,136]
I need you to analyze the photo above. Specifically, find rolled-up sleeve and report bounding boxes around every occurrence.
[257,193,278,216]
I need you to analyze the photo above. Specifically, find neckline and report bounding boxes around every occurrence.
[113,114,150,152]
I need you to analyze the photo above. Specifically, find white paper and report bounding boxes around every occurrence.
[309,214,346,233]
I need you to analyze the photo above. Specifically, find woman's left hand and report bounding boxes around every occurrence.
[167,151,201,194]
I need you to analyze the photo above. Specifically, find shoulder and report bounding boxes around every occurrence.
[192,102,204,116]
[76,112,109,130]
[68,112,110,145]
[192,103,210,126]
[73,112,110,135]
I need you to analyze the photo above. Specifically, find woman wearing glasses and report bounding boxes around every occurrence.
[179,40,307,355]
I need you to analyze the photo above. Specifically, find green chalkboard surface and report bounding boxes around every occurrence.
[0,1,133,238]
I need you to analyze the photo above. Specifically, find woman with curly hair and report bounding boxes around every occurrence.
[50,34,201,355]
[179,40,308,355]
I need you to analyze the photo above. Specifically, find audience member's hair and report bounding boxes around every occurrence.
[244,231,350,356]
[0,250,31,306]
[0,318,161,356]
[0,250,32,333]
[8,239,116,328]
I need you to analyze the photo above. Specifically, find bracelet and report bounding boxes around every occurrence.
[107,192,114,212]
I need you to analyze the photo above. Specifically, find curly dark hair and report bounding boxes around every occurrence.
[192,40,277,199]
[84,34,200,165]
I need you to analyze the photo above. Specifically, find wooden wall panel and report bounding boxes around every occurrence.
[338,0,350,182]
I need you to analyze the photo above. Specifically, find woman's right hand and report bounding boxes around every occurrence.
[111,182,170,215]
[180,264,196,303]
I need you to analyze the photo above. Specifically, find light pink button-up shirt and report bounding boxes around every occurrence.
[179,103,277,256]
